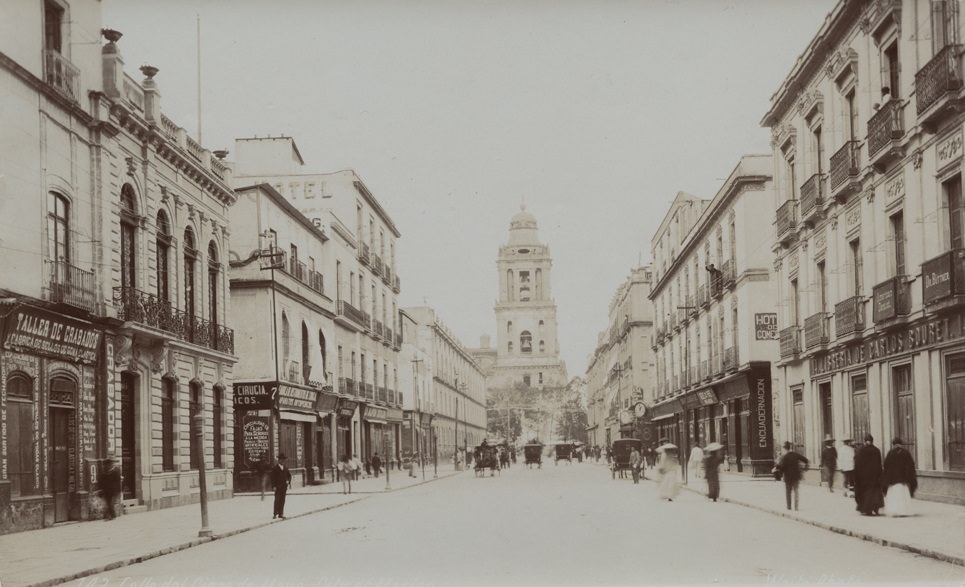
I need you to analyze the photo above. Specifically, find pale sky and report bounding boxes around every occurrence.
[103,0,838,377]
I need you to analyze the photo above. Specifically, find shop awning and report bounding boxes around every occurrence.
[650,412,676,422]
[279,410,316,423]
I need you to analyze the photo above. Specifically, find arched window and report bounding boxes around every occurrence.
[281,312,291,366]
[7,373,37,496]
[48,192,70,283]
[184,228,197,324]
[207,241,219,329]
[520,331,532,353]
[156,211,172,302]
[318,330,328,382]
[302,321,310,384]
[120,184,138,289]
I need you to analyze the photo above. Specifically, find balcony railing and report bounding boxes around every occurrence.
[799,174,824,224]
[373,319,384,339]
[384,326,393,345]
[834,295,865,338]
[867,99,904,159]
[829,141,861,193]
[721,259,736,288]
[873,276,911,323]
[700,359,710,381]
[779,326,801,359]
[358,243,370,265]
[43,49,80,102]
[372,254,383,277]
[698,284,709,307]
[337,300,369,330]
[803,312,830,349]
[393,274,401,293]
[723,346,738,372]
[776,199,798,245]
[113,287,234,353]
[383,265,392,285]
[49,261,97,312]
[711,353,722,376]
[364,383,374,399]
[922,248,965,306]
[916,43,963,117]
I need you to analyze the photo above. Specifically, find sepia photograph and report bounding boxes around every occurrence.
[0,0,964,585]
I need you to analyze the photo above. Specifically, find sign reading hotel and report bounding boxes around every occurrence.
[2,307,101,363]
[754,313,779,340]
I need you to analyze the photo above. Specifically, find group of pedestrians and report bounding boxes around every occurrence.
[774,435,918,516]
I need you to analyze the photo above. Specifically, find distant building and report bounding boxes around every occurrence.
[649,158,780,476]
[470,206,568,444]
[585,266,656,450]
[230,137,404,471]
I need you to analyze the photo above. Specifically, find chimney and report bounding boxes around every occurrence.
[101,29,124,98]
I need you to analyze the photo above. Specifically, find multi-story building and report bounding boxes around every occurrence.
[0,3,237,533]
[584,267,656,451]
[397,309,433,461]
[762,0,965,503]
[402,307,486,464]
[228,183,337,490]
[650,157,779,476]
[230,137,404,470]
[471,206,568,443]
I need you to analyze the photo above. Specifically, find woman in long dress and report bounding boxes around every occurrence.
[882,438,917,517]
[656,446,681,501]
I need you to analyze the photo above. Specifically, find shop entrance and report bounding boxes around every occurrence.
[49,406,71,523]
[120,373,138,500]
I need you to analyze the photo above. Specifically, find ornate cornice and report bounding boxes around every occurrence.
[771,122,797,150]
[796,89,824,121]
[860,0,901,44]
[826,48,859,87]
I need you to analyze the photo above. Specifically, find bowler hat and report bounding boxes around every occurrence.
[277,453,288,460]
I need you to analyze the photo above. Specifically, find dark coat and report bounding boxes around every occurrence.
[820,445,837,470]
[271,463,292,490]
[854,443,884,513]
[882,446,917,497]
[99,463,121,497]
[777,450,809,484]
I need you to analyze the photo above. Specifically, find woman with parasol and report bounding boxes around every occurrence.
[655,441,681,501]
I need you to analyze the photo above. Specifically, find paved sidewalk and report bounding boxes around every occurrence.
[0,463,462,587]
[676,469,965,567]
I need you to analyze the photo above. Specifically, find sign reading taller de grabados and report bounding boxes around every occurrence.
[747,365,773,461]
[233,382,276,410]
[754,313,779,340]
[277,384,319,412]
[2,307,101,363]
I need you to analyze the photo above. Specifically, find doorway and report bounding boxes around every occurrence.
[120,372,138,500]
[49,406,72,523]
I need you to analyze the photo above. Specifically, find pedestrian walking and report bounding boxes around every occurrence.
[775,441,809,511]
[820,435,838,493]
[838,438,856,498]
[350,454,362,480]
[703,442,724,502]
[656,442,680,501]
[372,452,382,477]
[688,442,704,482]
[882,438,917,517]
[854,434,884,516]
[271,453,292,519]
[629,446,642,484]
[337,454,353,494]
[98,455,122,520]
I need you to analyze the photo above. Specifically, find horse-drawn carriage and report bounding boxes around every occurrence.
[473,442,500,477]
[523,443,543,469]
[610,438,642,479]
[554,442,574,465]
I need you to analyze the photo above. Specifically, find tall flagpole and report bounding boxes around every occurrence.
[197,14,202,144]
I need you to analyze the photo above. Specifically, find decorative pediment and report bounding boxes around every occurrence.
[827,48,859,89]
[860,0,901,45]
[797,90,824,122]
[771,122,797,151]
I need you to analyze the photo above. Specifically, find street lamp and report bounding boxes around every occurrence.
[677,303,698,486]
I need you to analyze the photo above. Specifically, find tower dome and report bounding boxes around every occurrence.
[508,204,540,247]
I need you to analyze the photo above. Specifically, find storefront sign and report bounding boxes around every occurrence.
[748,365,773,461]
[233,382,276,410]
[2,307,101,363]
[364,406,388,422]
[337,399,358,418]
[316,392,338,413]
[695,388,717,406]
[755,313,779,340]
[277,384,319,413]
[242,414,271,469]
[921,250,961,304]
[810,312,965,376]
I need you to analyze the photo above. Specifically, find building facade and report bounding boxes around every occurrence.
[584,266,656,451]
[0,1,237,534]
[762,0,965,503]
[229,184,337,490]
[649,158,780,476]
[402,307,486,464]
[231,137,404,471]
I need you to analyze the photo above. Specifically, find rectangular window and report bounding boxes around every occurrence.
[817,261,828,313]
[189,383,202,470]
[944,174,963,250]
[849,239,863,296]
[44,0,64,53]
[850,373,869,443]
[847,90,858,141]
[932,0,960,53]
[792,388,805,457]
[162,379,176,472]
[820,382,833,440]
[213,388,223,469]
[892,364,915,456]
[891,212,906,276]
[945,355,965,470]
[813,126,824,175]
[790,278,800,326]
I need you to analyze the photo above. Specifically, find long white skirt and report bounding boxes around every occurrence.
[884,483,913,517]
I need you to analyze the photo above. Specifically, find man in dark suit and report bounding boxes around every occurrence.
[271,453,292,519]
[776,441,809,511]
[98,455,122,520]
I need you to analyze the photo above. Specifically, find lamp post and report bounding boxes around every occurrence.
[259,233,283,483]
[677,304,698,486]
[193,413,211,537]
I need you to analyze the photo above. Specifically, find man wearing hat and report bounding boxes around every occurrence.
[271,453,292,519]
[820,434,838,493]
